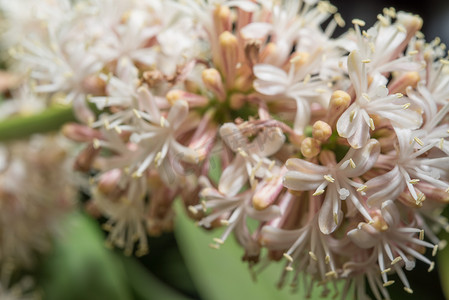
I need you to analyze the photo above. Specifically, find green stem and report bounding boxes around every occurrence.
[0,105,76,142]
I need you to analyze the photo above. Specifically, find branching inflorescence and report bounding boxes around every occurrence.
[1,0,449,299]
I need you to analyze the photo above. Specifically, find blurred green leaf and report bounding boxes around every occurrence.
[40,212,133,300]
[120,256,192,300]
[174,201,341,300]
[438,230,449,298]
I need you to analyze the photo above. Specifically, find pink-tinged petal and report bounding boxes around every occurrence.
[166,100,189,130]
[260,225,306,250]
[347,225,379,249]
[293,98,311,134]
[245,205,281,221]
[347,50,366,97]
[171,141,200,164]
[345,111,371,149]
[381,200,400,227]
[219,155,248,196]
[250,128,285,157]
[253,64,288,95]
[341,139,380,177]
[137,86,160,123]
[240,22,272,39]
[283,170,323,191]
[219,123,245,152]
[286,157,328,174]
[366,166,405,207]
[318,186,342,234]
[336,103,359,139]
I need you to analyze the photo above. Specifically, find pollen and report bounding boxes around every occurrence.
[352,19,366,27]
[324,175,335,183]
[283,253,294,262]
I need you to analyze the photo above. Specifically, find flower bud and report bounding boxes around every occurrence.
[253,173,284,210]
[300,137,321,158]
[202,68,226,101]
[213,5,231,35]
[312,120,332,142]
[166,89,208,107]
[219,31,239,86]
[62,123,101,142]
[326,90,351,126]
[98,168,123,197]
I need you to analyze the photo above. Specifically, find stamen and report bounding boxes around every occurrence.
[404,287,414,294]
[209,243,220,250]
[383,280,395,287]
[361,59,371,64]
[188,206,199,214]
[213,238,224,245]
[413,137,424,146]
[324,175,335,183]
[391,256,403,265]
[283,253,294,262]
[409,179,420,185]
[285,266,294,272]
[357,185,367,192]
[220,220,230,226]
[419,230,424,240]
[369,118,375,131]
[402,103,411,109]
[428,262,435,272]
[93,138,101,149]
[349,158,356,168]
[381,268,391,274]
[309,251,318,261]
[352,19,366,26]
[313,189,325,196]
[132,109,142,119]
[333,212,339,225]
[432,245,438,256]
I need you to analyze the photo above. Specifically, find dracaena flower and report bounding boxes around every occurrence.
[284,139,380,234]
[218,123,285,195]
[366,127,449,207]
[347,11,423,77]
[189,176,281,258]
[347,200,437,294]
[254,63,331,134]
[337,50,422,148]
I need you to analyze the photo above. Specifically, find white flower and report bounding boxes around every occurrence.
[348,200,437,293]
[337,50,422,148]
[284,139,380,234]
[366,127,449,207]
[254,63,331,134]
[218,123,285,194]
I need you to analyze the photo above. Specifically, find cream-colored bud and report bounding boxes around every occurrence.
[301,137,321,158]
[202,68,226,101]
[326,90,351,125]
[312,121,332,142]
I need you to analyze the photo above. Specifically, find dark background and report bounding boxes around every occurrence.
[333,0,449,44]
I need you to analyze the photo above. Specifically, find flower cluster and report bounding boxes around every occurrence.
[1,0,449,299]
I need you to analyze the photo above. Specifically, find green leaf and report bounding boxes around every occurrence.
[120,256,192,300]
[438,230,449,298]
[39,212,132,300]
[174,201,341,300]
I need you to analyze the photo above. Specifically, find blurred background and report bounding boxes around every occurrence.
[3,1,449,300]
